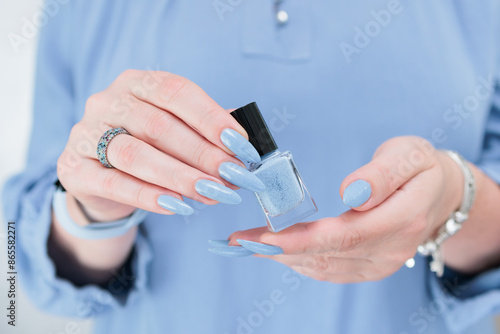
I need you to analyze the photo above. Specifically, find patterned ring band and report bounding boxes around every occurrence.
[97,127,130,168]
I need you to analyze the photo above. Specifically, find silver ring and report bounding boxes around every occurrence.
[96,127,130,168]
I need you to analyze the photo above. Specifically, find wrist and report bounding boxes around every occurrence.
[424,151,464,238]
[440,150,465,214]
[74,196,136,223]
[66,190,136,222]
[66,193,92,227]
[53,184,148,240]
[418,150,476,276]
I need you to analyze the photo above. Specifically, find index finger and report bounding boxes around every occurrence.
[229,217,367,255]
[122,70,259,161]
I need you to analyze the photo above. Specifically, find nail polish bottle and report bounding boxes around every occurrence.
[230,102,318,232]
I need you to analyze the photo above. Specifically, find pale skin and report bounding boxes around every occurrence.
[229,138,500,282]
[51,70,249,284]
[50,70,500,286]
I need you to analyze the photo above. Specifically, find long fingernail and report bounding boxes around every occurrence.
[195,180,242,204]
[157,195,194,215]
[220,129,261,163]
[208,239,230,247]
[219,162,266,192]
[343,179,372,208]
[236,239,284,255]
[208,246,255,257]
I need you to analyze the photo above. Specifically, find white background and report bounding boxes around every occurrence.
[0,1,92,333]
[0,1,498,334]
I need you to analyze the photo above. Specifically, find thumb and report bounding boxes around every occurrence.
[340,136,436,211]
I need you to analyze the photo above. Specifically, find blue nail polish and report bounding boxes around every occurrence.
[195,180,242,205]
[237,239,283,255]
[208,246,255,257]
[157,195,194,215]
[220,129,261,163]
[343,179,372,208]
[208,239,230,247]
[231,103,318,232]
[219,162,266,192]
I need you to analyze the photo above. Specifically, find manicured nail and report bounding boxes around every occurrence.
[219,162,266,192]
[208,239,230,247]
[220,129,261,163]
[343,179,372,208]
[195,179,242,204]
[157,195,194,215]
[236,239,284,255]
[208,246,255,257]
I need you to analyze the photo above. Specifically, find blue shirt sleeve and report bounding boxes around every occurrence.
[1,2,153,318]
[477,61,500,184]
[429,36,500,333]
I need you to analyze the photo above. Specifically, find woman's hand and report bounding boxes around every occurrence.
[228,136,465,283]
[57,70,263,222]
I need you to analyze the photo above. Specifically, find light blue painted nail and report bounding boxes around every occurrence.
[343,179,372,208]
[236,239,284,255]
[208,246,255,257]
[195,180,242,205]
[219,162,266,192]
[208,240,230,247]
[220,129,261,163]
[157,195,194,215]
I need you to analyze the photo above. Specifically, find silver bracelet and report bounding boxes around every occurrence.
[417,150,476,277]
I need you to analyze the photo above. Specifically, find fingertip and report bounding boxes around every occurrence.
[228,227,269,245]
[156,194,195,216]
[341,179,372,210]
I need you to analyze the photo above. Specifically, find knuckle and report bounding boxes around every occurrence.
[157,74,188,105]
[305,256,330,273]
[192,141,216,171]
[69,122,84,138]
[66,124,85,150]
[85,93,105,114]
[118,69,139,81]
[143,111,173,143]
[168,165,185,193]
[372,161,399,193]
[338,228,364,252]
[133,184,149,209]
[102,172,122,196]
[200,104,219,122]
[112,138,142,169]
[410,136,433,152]
[197,105,223,134]
[311,225,336,253]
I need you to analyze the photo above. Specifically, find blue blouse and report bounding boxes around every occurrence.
[3,1,500,333]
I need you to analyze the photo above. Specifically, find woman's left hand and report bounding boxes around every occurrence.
[228,136,465,283]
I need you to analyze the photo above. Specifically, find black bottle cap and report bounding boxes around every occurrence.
[230,102,278,157]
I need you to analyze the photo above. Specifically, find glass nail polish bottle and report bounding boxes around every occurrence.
[231,102,318,232]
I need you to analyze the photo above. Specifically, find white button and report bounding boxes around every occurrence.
[276,10,289,25]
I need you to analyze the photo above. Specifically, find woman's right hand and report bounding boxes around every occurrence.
[57,70,264,222]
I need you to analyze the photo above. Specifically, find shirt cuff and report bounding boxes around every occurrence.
[8,167,153,318]
[428,263,500,333]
